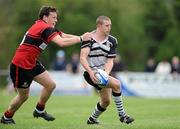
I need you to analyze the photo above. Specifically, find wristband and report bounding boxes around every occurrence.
[80,36,83,42]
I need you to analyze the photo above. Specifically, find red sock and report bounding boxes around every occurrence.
[36,102,45,111]
[4,110,14,118]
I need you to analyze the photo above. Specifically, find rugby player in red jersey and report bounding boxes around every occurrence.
[0,6,92,124]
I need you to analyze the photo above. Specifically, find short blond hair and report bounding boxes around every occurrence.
[96,16,110,25]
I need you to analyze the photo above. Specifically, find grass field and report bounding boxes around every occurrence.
[0,89,180,129]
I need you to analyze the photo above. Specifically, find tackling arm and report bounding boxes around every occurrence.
[51,35,80,47]
[52,32,91,47]
[61,32,79,39]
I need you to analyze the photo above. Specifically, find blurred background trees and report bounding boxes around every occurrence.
[0,0,179,71]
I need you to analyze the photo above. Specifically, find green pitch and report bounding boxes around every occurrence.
[0,91,180,129]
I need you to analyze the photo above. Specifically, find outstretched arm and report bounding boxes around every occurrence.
[61,33,79,38]
[52,32,91,47]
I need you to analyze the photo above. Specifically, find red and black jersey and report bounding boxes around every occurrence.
[12,20,62,69]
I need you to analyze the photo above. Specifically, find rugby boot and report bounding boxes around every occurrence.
[33,110,55,121]
[87,117,99,124]
[120,115,134,124]
[0,116,15,124]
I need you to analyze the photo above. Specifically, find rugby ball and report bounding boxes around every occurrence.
[94,69,109,87]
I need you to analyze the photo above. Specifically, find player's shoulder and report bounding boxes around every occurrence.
[36,20,50,27]
[29,20,50,32]
[108,35,118,44]
[34,20,54,30]
[29,20,57,36]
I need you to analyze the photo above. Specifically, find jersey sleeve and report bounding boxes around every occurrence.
[58,31,63,36]
[107,37,117,58]
[41,27,59,43]
[55,28,63,37]
[81,40,91,49]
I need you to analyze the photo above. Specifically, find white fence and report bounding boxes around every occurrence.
[30,71,93,96]
[0,70,8,76]
[23,71,180,98]
[117,72,180,98]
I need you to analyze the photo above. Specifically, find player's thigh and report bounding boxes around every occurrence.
[99,88,112,102]
[33,70,56,89]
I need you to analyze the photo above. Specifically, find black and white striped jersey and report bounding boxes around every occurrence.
[81,35,117,70]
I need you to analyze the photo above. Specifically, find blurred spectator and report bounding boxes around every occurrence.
[111,54,126,77]
[155,59,171,74]
[67,52,81,74]
[171,56,180,74]
[144,58,156,72]
[53,50,67,71]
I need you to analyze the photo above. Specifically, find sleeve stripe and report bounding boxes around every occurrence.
[81,43,90,48]
[48,33,59,43]
[41,27,57,42]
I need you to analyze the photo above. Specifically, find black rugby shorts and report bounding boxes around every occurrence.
[10,61,45,88]
[83,71,102,90]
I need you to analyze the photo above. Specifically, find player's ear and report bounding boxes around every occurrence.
[43,15,48,23]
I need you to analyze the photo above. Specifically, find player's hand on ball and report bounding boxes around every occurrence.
[94,69,109,87]
[89,70,99,84]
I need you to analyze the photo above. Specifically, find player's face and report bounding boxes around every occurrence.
[101,20,111,36]
[45,12,58,28]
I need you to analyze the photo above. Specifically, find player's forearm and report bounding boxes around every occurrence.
[104,61,113,74]
[62,33,79,38]
[80,57,92,73]
[52,35,81,47]
[59,37,80,46]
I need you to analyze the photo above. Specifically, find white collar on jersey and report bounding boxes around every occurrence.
[92,30,109,44]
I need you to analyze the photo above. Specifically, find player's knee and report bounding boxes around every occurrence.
[47,81,56,91]
[113,79,120,92]
[101,99,111,107]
